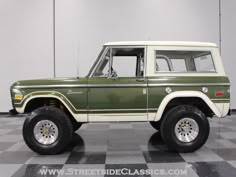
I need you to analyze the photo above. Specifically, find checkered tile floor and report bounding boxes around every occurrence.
[0,114,236,177]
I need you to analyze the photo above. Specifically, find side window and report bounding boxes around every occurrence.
[156,58,170,71]
[155,50,215,72]
[94,47,145,77]
[112,56,137,77]
[172,59,187,71]
[111,48,144,77]
[194,54,215,72]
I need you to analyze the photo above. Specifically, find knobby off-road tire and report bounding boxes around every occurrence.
[23,106,73,155]
[160,105,209,153]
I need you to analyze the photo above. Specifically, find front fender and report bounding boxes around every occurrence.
[14,91,87,122]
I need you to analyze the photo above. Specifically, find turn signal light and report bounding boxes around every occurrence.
[14,94,23,100]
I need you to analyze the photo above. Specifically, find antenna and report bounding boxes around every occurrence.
[77,47,80,78]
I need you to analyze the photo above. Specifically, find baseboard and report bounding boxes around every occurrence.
[0,112,9,115]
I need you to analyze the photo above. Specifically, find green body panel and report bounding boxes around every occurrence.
[147,76,230,109]
[87,77,147,113]
[11,76,230,115]
[11,78,88,113]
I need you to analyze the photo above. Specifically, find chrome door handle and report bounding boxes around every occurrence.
[136,78,146,82]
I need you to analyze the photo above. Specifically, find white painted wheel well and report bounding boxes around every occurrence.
[154,91,222,121]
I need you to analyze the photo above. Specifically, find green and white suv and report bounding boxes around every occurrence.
[10,41,230,154]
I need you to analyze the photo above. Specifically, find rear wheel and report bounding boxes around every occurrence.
[160,105,209,153]
[23,106,73,155]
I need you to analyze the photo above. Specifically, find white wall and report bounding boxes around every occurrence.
[221,0,236,108]
[1,0,236,112]
[0,0,53,112]
[55,0,219,77]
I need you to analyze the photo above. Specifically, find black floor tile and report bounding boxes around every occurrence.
[65,152,106,164]
[191,161,236,177]
[143,151,185,163]
[105,164,150,177]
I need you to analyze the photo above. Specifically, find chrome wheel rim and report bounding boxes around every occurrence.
[33,120,59,145]
[174,118,199,143]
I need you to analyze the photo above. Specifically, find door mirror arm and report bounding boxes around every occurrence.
[108,70,118,79]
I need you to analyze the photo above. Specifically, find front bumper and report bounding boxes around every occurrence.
[9,109,18,115]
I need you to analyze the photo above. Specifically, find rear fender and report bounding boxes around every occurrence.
[154,91,222,121]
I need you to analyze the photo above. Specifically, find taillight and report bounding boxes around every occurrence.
[215,91,224,97]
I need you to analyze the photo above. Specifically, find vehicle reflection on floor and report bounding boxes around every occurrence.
[0,115,236,177]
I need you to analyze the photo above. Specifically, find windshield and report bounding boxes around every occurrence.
[86,47,105,77]
[93,48,111,77]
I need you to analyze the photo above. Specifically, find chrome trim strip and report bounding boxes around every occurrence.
[144,46,147,77]
[67,90,84,95]
[211,99,230,101]
[148,83,230,87]
[88,108,157,112]
[14,85,87,89]
[14,84,148,89]
[88,84,148,88]
[14,82,229,89]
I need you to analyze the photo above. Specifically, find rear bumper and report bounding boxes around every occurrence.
[228,109,231,116]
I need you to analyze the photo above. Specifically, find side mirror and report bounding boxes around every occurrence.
[108,70,118,79]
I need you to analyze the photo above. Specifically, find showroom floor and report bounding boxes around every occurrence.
[0,114,236,177]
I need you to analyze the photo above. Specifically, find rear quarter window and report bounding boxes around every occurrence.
[155,50,216,72]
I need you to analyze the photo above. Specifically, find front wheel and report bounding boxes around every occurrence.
[160,105,209,153]
[23,106,73,155]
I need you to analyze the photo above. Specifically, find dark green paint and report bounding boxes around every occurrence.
[11,76,230,114]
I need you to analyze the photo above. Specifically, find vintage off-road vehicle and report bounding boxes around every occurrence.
[10,41,230,154]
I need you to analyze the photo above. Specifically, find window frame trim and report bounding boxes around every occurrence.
[90,45,147,78]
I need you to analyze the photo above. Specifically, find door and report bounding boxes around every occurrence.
[87,46,148,122]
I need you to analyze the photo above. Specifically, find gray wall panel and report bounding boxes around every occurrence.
[55,0,219,77]
[0,0,53,111]
[221,0,236,108]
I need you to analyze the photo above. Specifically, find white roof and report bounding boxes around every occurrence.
[104,41,217,47]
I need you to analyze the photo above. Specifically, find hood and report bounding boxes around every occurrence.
[12,77,87,88]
